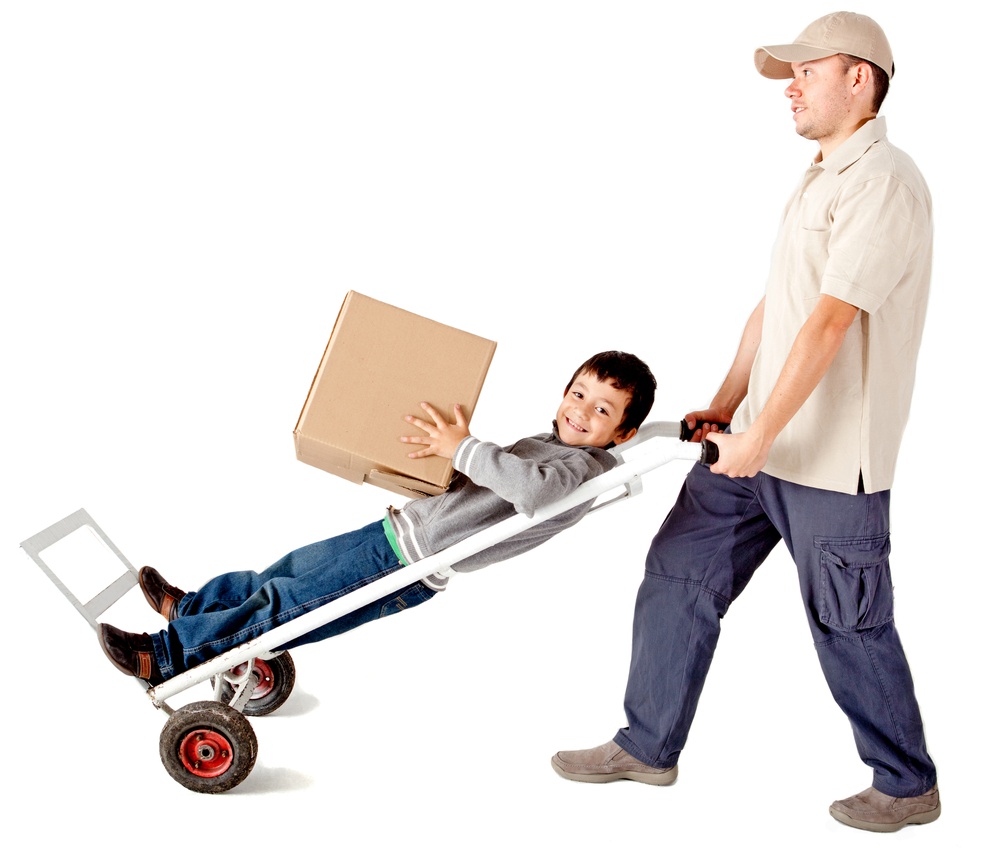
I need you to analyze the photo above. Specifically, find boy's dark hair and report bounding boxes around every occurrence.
[565,351,656,438]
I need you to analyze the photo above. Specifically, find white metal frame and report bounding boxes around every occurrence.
[20,421,706,714]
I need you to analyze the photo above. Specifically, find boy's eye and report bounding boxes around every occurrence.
[596,407,608,416]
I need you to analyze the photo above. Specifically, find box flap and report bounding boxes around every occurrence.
[364,470,448,500]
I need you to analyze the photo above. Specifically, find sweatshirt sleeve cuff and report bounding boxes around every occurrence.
[452,435,480,474]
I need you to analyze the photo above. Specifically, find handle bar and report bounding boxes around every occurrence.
[677,420,729,467]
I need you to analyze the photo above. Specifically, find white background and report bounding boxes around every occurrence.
[2,2,994,851]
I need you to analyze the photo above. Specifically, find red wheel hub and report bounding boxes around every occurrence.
[178,729,234,778]
[229,659,275,700]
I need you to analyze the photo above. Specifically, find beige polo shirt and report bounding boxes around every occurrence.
[731,117,932,495]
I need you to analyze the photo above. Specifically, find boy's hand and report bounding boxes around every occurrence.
[400,402,470,460]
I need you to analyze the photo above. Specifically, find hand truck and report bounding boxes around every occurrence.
[20,421,716,793]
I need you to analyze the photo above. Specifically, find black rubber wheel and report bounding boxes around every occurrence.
[159,700,257,793]
[218,651,296,717]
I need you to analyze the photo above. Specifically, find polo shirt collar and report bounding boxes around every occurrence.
[815,115,887,174]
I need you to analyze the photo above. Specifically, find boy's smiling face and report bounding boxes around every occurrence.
[556,371,636,448]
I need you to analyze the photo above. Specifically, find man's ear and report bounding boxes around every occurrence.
[850,60,873,95]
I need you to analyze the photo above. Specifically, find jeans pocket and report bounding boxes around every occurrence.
[379,582,436,618]
[816,533,893,630]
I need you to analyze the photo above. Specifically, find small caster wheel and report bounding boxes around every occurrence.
[219,651,296,716]
[160,700,257,793]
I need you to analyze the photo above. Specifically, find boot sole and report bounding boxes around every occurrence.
[551,758,677,786]
[829,802,941,832]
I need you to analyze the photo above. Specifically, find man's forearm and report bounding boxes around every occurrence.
[750,295,858,448]
[710,297,765,418]
[707,294,859,478]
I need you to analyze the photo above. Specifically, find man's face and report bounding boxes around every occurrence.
[555,371,634,448]
[784,55,856,148]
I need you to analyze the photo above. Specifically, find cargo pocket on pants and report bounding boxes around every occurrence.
[815,533,893,631]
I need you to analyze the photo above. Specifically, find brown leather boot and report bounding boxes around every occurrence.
[139,566,185,621]
[98,623,164,685]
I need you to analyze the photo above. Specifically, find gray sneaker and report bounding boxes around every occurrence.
[551,740,677,785]
[829,785,941,832]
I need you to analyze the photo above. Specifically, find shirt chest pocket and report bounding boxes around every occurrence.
[794,194,833,234]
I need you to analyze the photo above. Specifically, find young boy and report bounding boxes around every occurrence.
[98,351,656,685]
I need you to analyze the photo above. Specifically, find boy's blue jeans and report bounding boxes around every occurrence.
[615,461,937,798]
[150,521,436,679]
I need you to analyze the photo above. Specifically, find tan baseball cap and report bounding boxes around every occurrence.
[754,11,894,80]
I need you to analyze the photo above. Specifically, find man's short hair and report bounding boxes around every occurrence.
[565,351,656,437]
[842,53,890,113]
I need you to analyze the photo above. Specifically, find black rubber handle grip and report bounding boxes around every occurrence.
[679,420,731,442]
[700,439,720,466]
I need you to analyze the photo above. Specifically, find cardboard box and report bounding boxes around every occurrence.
[294,291,496,499]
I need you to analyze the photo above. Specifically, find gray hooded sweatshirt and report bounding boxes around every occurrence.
[385,425,617,589]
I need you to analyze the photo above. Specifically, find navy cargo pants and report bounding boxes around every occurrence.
[615,459,936,797]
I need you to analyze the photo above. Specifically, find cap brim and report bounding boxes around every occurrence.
[754,44,839,79]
